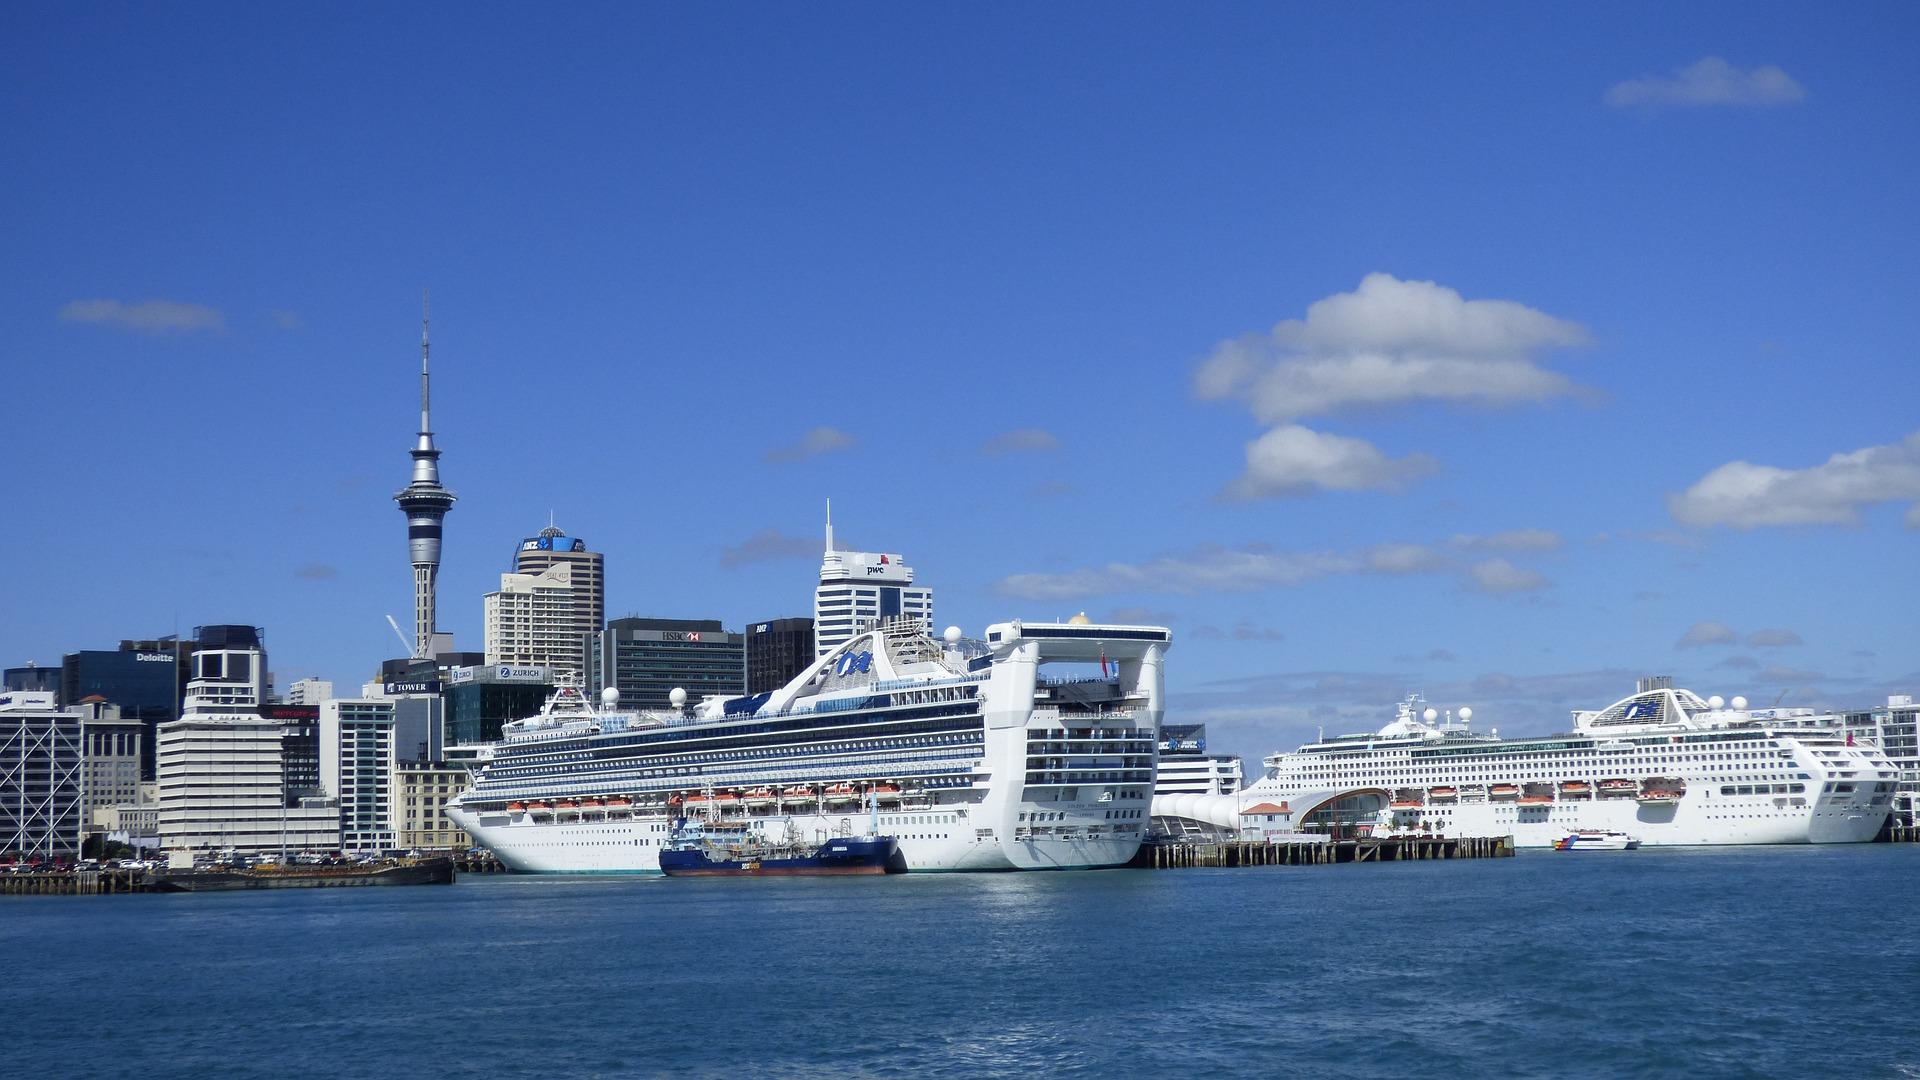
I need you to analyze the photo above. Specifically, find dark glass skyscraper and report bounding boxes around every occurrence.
[746,617,815,694]
[589,618,745,711]
[60,645,182,780]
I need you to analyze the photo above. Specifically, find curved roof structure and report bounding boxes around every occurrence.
[1151,788,1387,829]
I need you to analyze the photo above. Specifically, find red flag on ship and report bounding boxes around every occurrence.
[1100,649,1110,677]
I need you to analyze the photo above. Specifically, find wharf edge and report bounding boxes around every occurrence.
[1134,835,1514,869]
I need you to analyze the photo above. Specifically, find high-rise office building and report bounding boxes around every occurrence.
[814,511,932,657]
[76,700,144,838]
[0,690,85,859]
[154,626,339,855]
[589,618,745,711]
[514,525,604,673]
[393,297,456,660]
[59,641,182,780]
[393,761,470,851]
[483,562,578,670]
[444,664,554,746]
[4,664,60,693]
[746,617,815,694]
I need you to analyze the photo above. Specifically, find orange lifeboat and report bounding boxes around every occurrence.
[1488,784,1520,801]
[508,801,527,812]
[781,786,814,801]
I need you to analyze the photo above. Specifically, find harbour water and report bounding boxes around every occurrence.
[9,846,1917,1079]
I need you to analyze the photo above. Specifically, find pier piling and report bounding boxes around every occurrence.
[1135,835,1514,870]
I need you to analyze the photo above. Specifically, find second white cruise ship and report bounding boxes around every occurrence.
[448,618,1168,872]
[1167,677,1897,847]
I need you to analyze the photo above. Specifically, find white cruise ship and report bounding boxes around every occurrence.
[1207,677,1897,847]
[448,618,1168,873]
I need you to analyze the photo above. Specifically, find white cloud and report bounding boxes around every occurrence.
[763,426,856,463]
[1747,628,1804,649]
[996,544,1361,601]
[1466,558,1548,595]
[995,539,1549,601]
[1678,621,1739,648]
[1365,543,1450,575]
[1224,424,1437,500]
[719,528,820,568]
[59,297,225,334]
[1667,431,1920,528]
[1450,528,1564,553]
[1194,273,1591,423]
[1906,504,1920,530]
[1108,607,1178,626]
[1030,479,1072,499]
[981,428,1060,456]
[1605,57,1806,109]
[1194,622,1287,642]
[270,309,303,330]
[1758,664,1823,685]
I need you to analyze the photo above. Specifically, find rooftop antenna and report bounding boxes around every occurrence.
[825,497,834,553]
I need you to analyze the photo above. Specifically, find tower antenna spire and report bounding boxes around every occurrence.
[419,288,432,435]
[396,291,455,660]
[825,497,834,553]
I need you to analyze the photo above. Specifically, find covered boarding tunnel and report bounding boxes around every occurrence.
[1150,788,1390,841]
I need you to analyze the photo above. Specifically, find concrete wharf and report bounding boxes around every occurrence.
[1136,835,1514,869]
[0,868,155,896]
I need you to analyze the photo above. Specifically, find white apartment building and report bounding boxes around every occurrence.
[322,699,398,853]
[155,629,338,855]
[484,562,580,671]
[283,678,334,705]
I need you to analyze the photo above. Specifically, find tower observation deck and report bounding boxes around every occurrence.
[393,294,456,659]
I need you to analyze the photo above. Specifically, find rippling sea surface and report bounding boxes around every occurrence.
[8,845,1918,1079]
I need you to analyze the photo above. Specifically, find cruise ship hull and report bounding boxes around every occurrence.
[1410,794,1885,848]
[450,807,1139,874]
[449,621,1171,876]
[1209,686,1901,849]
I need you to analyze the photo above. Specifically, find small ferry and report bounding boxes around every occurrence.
[1552,830,1642,851]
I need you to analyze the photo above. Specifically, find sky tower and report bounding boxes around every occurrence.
[393,293,456,659]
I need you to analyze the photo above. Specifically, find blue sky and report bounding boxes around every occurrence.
[5,4,1917,768]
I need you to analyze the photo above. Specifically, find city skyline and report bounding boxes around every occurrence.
[6,6,1918,770]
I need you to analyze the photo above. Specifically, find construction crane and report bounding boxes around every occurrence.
[384,615,416,658]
